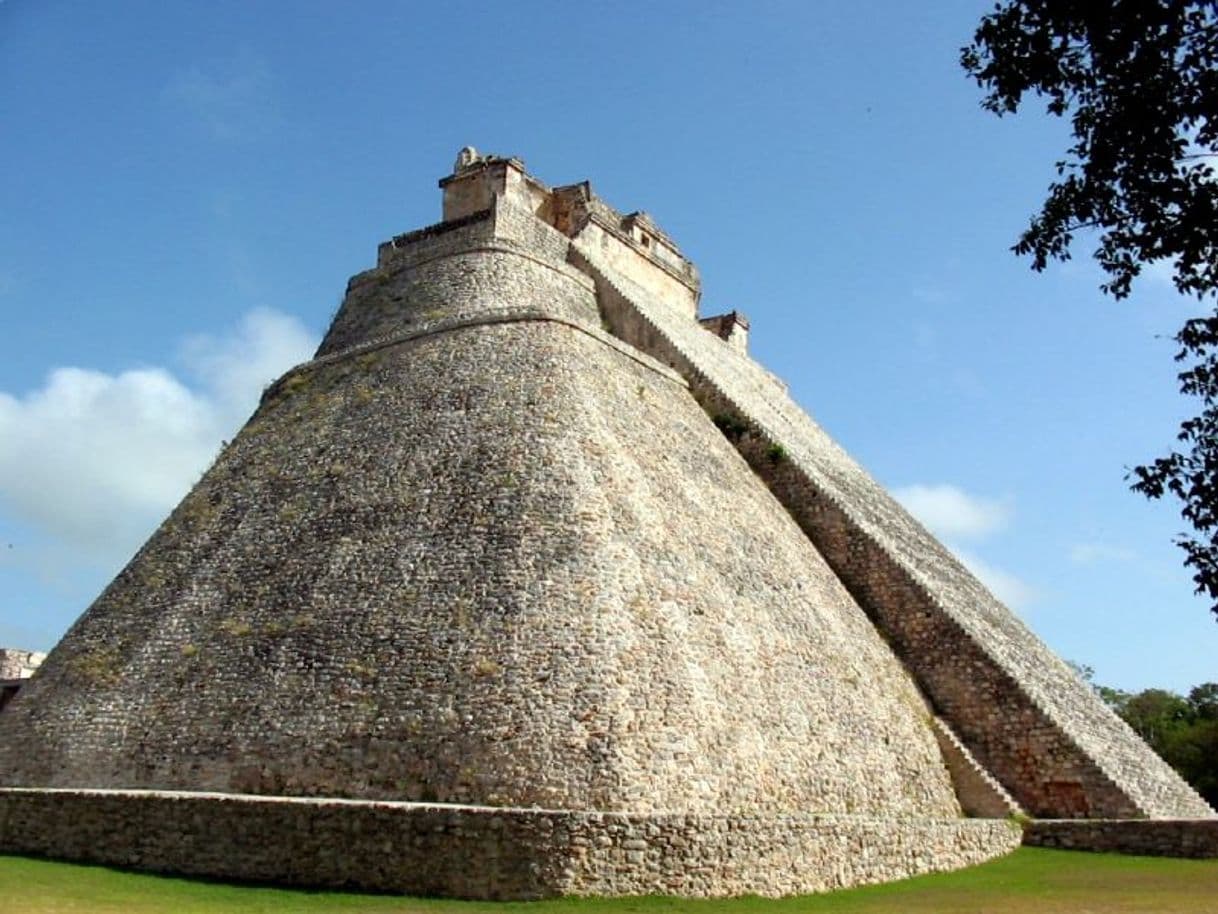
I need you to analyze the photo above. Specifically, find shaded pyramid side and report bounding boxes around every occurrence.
[0,218,963,819]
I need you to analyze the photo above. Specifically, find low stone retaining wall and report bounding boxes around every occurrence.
[1024,819,1218,858]
[0,788,1020,899]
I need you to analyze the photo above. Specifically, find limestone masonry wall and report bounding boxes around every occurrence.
[0,649,43,712]
[0,789,1021,898]
[321,204,592,357]
[0,190,967,823]
[1024,819,1218,858]
[0,649,44,681]
[570,242,1213,820]
[4,152,1207,900]
[928,717,1022,819]
[574,218,699,319]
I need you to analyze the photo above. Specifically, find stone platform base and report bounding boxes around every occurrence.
[1023,819,1218,858]
[0,788,1021,898]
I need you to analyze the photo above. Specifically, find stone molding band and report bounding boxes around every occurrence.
[264,305,688,407]
[356,233,593,295]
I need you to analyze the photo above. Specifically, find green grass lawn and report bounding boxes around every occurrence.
[1,848,1215,914]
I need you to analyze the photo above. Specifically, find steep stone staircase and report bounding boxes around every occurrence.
[569,240,1214,821]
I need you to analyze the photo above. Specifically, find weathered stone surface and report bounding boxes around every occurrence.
[1024,819,1218,858]
[567,233,1214,821]
[0,649,45,681]
[0,188,963,825]
[930,716,1023,819]
[1,150,1204,898]
[0,788,1022,898]
[0,649,44,712]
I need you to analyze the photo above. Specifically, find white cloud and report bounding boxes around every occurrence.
[892,483,1011,540]
[181,308,317,415]
[0,309,316,568]
[952,547,1037,609]
[1070,542,1138,565]
[0,367,212,552]
[163,52,278,140]
[894,482,1034,609]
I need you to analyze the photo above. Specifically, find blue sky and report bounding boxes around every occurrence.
[1,0,1214,692]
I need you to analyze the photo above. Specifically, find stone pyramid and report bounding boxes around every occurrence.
[0,150,1211,899]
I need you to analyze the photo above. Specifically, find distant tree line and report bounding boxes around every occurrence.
[1073,663,1218,807]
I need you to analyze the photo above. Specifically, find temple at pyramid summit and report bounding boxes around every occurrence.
[0,149,1213,898]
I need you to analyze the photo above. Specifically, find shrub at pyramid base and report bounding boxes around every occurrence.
[0,150,1209,898]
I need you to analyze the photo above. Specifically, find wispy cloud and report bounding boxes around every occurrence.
[892,483,1012,540]
[894,482,1034,608]
[0,309,316,572]
[1069,542,1138,565]
[953,547,1038,609]
[163,51,279,141]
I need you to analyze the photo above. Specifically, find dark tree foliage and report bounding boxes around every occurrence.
[1130,318,1218,609]
[1096,679,1218,807]
[962,1,1218,618]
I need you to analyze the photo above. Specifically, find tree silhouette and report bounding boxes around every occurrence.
[962,1,1218,618]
